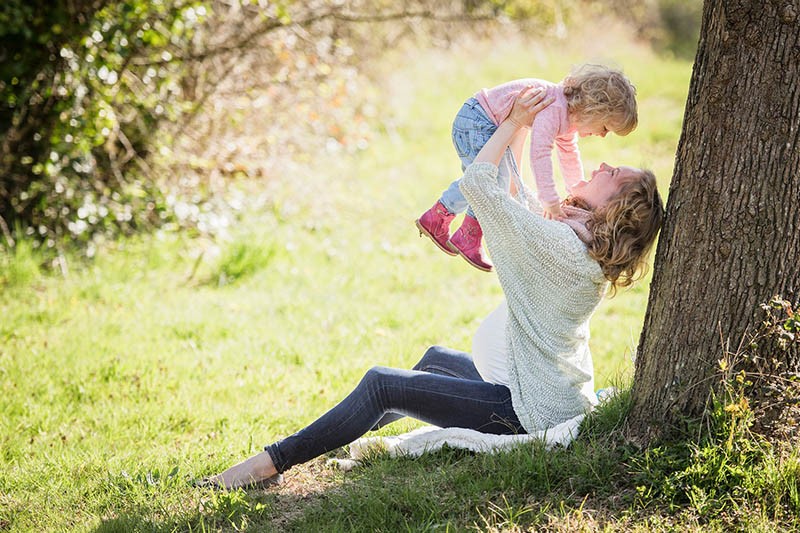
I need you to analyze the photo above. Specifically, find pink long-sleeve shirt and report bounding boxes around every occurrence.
[474,79,583,207]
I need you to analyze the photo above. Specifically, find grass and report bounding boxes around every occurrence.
[3,20,797,533]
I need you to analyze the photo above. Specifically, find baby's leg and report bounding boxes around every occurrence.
[440,99,496,214]
[420,99,496,267]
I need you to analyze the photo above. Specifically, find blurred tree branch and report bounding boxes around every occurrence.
[131,5,496,66]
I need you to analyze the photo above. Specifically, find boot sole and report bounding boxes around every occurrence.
[455,250,493,272]
[416,219,457,256]
[447,240,493,272]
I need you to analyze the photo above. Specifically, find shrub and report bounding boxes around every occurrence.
[631,297,800,522]
[1,0,206,253]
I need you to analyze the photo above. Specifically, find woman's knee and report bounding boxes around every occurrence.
[413,345,446,371]
[360,365,394,389]
[358,366,404,408]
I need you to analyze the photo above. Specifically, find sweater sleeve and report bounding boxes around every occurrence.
[529,110,562,207]
[460,162,594,285]
[555,133,584,193]
[461,162,606,432]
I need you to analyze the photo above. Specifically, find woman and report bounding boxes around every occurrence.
[199,88,664,490]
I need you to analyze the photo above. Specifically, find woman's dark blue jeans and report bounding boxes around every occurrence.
[265,345,524,473]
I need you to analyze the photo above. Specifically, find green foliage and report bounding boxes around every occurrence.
[0,238,41,287]
[656,0,703,58]
[209,238,277,286]
[761,296,800,349]
[631,333,800,523]
[484,0,563,24]
[1,0,207,251]
[585,0,702,59]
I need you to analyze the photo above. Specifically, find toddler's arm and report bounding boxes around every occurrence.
[555,134,584,193]
[529,116,566,219]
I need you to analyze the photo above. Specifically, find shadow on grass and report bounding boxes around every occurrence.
[92,444,637,532]
[93,389,800,532]
[93,488,318,532]
[92,397,643,531]
[92,458,349,532]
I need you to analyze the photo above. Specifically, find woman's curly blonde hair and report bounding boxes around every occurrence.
[563,64,638,136]
[565,169,664,294]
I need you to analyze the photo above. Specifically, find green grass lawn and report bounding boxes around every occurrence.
[0,25,707,532]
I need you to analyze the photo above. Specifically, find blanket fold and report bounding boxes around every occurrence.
[327,414,585,471]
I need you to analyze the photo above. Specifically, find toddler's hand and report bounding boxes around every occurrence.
[509,86,554,129]
[543,203,566,220]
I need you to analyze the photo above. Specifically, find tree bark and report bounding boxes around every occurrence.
[627,0,800,444]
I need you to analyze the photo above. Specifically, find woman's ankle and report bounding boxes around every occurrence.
[251,451,278,479]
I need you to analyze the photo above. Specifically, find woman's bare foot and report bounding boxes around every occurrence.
[203,451,280,490]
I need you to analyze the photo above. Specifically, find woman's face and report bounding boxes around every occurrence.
[571,163,639,209]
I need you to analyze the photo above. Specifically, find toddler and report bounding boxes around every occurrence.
[416,64,638,272]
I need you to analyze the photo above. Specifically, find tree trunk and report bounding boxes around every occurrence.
[627,0,800,444]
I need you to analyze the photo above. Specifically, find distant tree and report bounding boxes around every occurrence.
[627,0,800,444]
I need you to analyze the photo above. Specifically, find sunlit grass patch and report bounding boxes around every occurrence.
[0,239,41,288]
[206,238,279,287]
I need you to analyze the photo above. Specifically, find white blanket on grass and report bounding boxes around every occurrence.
[327,414,585,471]
[327,389,618,470]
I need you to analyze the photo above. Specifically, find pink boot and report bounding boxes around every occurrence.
[416,201,457,256]
[447,215,493,272]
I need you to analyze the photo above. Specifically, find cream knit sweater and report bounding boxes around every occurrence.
[460,162,608,433]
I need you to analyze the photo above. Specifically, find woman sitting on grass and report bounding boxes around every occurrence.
[199,87,664,490]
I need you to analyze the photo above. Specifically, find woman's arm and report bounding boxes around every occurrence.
[459,88,598,321]
[474,87,553,166]
[459,87,569,268]
[508,129,527,197]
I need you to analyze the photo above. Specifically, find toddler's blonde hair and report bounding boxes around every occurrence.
[563,64,638,136]
[565,169,664,294]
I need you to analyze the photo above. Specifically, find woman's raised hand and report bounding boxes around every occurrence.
[473,86,553,167]
[508,87,553,129]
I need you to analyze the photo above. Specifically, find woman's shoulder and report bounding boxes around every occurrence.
[521,221,605,278]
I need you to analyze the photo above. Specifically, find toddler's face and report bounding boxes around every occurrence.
[576,120,609,138]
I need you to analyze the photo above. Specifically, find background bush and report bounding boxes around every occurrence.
[1,0,205,253]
